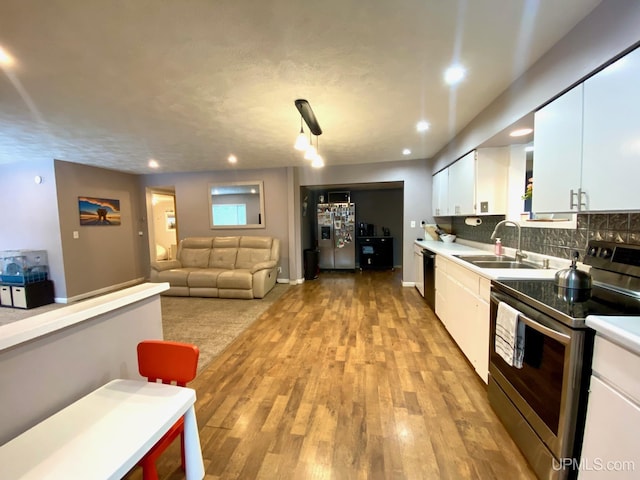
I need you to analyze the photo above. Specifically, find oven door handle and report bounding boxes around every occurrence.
[518,313,571,344]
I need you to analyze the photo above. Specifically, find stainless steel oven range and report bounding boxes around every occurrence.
[489,240,640,480]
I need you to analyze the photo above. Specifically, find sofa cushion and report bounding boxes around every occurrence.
[188,269,226,288]
[236,237,273,269]
[181,237,215,249]
[217,270,253,290]
[180,248,211,268]
[209,248,237,269]
[213,236,241,248]
[155,268,199,286]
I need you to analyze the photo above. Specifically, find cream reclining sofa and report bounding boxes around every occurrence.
[150,236,279,299]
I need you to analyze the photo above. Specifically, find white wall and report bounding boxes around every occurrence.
[431,0,640,172]
[0,159,66,299]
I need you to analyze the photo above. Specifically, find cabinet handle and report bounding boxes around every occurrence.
[569,189,578,210]
[570,188,587,211]
[578,188,587,210]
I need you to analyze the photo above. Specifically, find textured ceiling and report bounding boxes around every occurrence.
[0,0,600,174]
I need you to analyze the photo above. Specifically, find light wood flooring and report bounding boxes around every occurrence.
[130,269,536,479]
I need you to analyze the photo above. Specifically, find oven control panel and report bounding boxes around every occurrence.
[585,240,640,274]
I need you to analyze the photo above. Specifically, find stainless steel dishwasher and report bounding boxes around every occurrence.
[422,248,436,310]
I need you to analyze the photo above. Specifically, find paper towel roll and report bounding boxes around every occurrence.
[465,217,482,226]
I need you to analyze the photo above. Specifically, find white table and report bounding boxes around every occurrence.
[0,379,204,480]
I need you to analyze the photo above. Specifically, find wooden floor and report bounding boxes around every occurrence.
[133,269,536,479]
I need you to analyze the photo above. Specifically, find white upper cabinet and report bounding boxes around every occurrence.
[432,168,449,216]
[448,151,476,215]
[475,147,509,215]
[533,46,640,213]
[432,148,509,216]
[582,46,640,211]
[533,84,583,213]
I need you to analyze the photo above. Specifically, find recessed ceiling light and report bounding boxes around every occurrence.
[402,148,411,155]
[444,64,466,85]
[416,121,430,132]
[228,154,237,164]
[148,159,159,168]
[0,46,14,67]
[525,145,534,152]
[510,128,533,137]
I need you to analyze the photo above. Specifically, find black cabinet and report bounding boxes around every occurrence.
[0,280,54,309]
[358,237,393,270]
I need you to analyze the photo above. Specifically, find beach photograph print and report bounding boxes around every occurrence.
[78,196,121,226]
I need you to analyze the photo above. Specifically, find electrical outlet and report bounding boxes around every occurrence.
[73,231,79,239]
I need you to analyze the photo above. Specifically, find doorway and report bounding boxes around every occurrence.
[146,188,178,264]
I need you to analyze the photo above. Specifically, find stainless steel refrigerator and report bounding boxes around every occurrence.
[317,202,356,269]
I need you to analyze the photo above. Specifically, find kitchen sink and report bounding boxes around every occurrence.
[455,255,516,262]
[470,260,538,269]
[455,255,539,269]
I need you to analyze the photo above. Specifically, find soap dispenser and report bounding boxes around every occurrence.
[495,238,503,255]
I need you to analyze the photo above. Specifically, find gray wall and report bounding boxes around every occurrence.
[295,159,431,283]
[0,159,66,299]
[55,160,148,300]
[432,0,640,172]
[140,167,290,279]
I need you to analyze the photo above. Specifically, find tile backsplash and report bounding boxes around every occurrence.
[448,213,640,260]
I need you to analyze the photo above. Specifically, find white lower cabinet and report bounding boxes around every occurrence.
[579,337,640,479]
[434,255,490,383]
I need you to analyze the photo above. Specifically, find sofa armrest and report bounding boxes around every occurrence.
[250,260,277,274]
[150,259,182,272]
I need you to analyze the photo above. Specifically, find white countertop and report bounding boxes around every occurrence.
[417,239,640,358]
[415,239,559,280]
[0,282,169,351]
[586,315,640,356]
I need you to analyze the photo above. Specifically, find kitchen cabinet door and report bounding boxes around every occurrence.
[448,151,475,215]
[582,46,640,211]
[434,256,450,326]
[475,147,509,215]
[474,298,490,384]
[533,84,583,213]
[432,169,449,216]
[579,376,640,479]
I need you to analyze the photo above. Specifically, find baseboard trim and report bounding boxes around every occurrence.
[61,277,145,304]
[402,281,416,288]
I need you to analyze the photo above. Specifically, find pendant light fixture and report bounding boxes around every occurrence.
[294,99,324,167]
[294,116,309,151]
[312,136,324,168]
[304,132,317,160]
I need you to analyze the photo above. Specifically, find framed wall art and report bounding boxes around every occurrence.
[78,197,121,226]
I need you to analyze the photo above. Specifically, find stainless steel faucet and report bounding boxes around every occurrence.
[490,220,528,262]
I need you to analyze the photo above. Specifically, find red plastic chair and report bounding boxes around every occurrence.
[136,340,200,480]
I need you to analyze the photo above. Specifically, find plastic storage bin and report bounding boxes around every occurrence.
[0,250,49,284]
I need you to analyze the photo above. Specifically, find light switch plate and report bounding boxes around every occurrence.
[410,220,416,228]
[480,201,489,213]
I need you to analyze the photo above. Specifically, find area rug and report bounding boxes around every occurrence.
[160,283,290,372]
